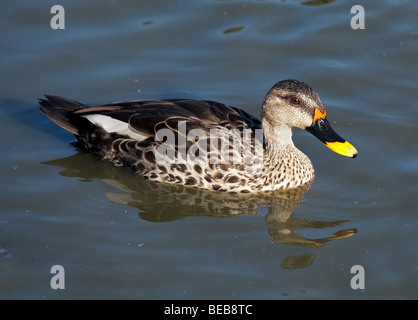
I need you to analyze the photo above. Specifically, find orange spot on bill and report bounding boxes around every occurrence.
[313,107,326,122]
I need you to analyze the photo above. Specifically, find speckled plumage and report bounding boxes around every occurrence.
[40,79,355,193]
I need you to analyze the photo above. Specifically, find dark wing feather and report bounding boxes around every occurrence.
[123,99,261,137]
[40,96,262,140]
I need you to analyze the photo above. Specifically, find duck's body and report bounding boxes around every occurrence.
[40,79,357,193]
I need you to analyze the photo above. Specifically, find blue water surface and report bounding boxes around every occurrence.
[0,0,417,299]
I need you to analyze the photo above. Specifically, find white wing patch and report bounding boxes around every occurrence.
[83,114,146,141]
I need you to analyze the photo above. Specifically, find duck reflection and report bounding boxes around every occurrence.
[43,150,357,268]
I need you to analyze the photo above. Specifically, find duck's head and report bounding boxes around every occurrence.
[261,79,357,158]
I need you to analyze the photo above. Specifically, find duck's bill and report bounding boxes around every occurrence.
[305,117,358,158]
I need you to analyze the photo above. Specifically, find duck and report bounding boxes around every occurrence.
[39,79,357,193]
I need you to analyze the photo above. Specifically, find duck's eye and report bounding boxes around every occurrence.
[290,96,300,105]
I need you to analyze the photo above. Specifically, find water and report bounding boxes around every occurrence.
[1,0,417,299]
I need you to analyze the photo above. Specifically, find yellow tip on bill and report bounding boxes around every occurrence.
[325,140,358,158]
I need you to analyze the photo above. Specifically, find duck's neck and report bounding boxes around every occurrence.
[262,121,295,155]
[260,121,315,191]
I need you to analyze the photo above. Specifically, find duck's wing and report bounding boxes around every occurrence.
[40,96,262,141]
[125,99,262,139]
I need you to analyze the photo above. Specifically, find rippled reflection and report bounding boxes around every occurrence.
[300,0,337,6]
[223,26,245,34]
[214,0,337,6]
[44,149,357,268]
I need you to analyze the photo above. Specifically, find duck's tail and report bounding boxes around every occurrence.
[39,95,87,135]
